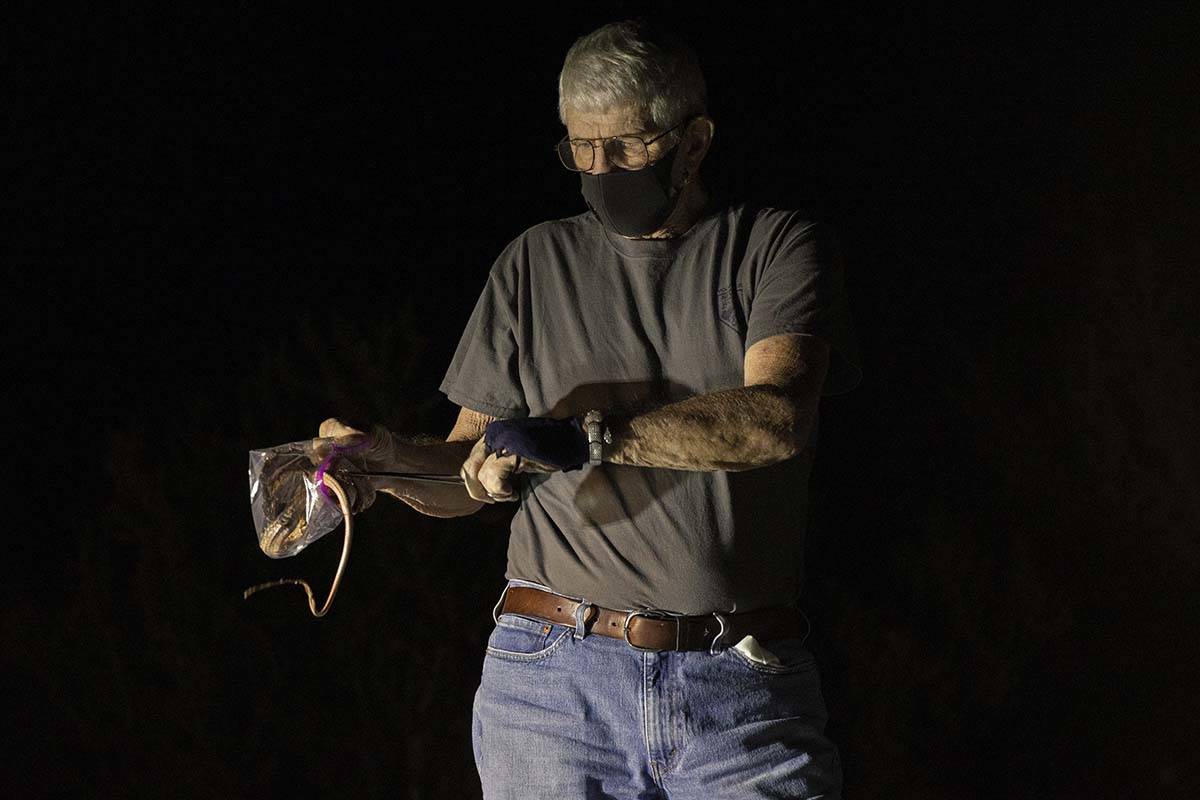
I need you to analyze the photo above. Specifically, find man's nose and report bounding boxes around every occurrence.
[588,143,613,174]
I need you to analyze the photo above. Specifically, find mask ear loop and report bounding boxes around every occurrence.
[243,472,353,618]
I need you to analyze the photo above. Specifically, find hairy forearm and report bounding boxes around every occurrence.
[604,385,815,471]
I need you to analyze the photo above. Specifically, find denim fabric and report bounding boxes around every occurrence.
[471,581,842,799]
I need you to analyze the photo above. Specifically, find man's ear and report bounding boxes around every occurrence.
[685,115,715,165]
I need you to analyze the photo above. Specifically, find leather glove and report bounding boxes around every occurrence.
[309,418,398,514]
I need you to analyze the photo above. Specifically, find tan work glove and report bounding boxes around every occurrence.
[459,436,558,504]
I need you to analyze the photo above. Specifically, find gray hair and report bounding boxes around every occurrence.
[557,19,707,132]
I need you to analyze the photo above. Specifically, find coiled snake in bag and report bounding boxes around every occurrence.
[245,434,462,617]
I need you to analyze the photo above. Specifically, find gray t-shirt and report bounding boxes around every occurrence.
[440,197,862,614]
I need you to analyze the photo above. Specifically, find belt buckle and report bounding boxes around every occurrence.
[623,609,676,652]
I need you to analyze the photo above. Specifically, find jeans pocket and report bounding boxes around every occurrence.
[724,636,817,675]
[485,613,573,662]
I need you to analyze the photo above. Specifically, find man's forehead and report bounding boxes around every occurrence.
[564,107,649,138]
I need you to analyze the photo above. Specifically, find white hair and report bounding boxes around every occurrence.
[557,19,707,132]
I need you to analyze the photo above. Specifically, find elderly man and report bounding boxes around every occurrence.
[322,18,860,799]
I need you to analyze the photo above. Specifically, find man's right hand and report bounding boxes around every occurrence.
[314,415,490,518]
[313,418,393,470]
[319,418,365,440]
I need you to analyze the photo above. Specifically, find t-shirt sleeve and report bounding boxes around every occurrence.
[744,216,864,396]
[438,245,529,418]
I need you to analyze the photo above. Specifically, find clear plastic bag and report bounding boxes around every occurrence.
[245,430,464,617]
[248,436,376,560]
[243,435,375,617]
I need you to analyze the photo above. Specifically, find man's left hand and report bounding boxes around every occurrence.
[484,416,589,472]
[459,417,588,503]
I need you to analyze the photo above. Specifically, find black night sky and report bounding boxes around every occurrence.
[13,5,1199,798]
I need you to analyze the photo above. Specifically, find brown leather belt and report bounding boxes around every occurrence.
[496,585,806,653]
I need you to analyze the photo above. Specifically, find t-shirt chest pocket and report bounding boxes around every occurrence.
[652,284,747,390]
[717,286,748,334]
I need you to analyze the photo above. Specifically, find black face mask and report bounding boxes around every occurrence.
[580,141,685,237]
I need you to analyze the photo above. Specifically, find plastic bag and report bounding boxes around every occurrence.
[248,436,376,559]
[245,431,464,617]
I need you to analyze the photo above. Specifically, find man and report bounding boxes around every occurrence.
[322,18,861,799]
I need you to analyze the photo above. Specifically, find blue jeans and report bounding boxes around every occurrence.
[471,580,843,799]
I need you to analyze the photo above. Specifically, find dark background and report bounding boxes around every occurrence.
[12,4,1199,798]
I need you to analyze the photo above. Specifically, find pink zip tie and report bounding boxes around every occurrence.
[314,435,372,503]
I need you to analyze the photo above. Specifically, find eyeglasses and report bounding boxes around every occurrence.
[555,117,691,173]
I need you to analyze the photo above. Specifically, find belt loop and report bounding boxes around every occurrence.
[709,612,730,656]
[492,583,510,625]
[573,601,596,640]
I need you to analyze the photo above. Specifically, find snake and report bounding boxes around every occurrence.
[244,439,464,618]
[243,470,353,618]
